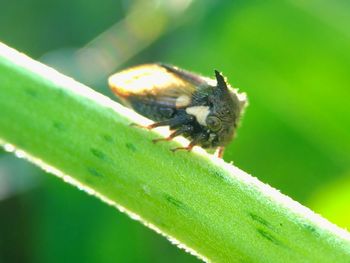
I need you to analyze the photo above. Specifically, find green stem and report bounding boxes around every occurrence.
[0,42,349,262]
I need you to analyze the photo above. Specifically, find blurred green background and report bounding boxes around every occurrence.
[1,0,350,262]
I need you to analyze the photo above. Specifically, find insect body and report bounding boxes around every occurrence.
[108,64,247,158]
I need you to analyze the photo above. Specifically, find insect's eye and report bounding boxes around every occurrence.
[206,116,222,131]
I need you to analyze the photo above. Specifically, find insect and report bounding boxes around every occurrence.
[108,63,247,158]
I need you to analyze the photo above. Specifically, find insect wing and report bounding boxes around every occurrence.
[108,64,210,108]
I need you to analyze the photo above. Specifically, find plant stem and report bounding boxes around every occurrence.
[0,42,349,262]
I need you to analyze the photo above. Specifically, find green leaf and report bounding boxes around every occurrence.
[0,42,349,262]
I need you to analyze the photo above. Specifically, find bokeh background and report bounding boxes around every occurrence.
[1,0,350,262]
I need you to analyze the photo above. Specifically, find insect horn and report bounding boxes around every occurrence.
[214,70,229,93]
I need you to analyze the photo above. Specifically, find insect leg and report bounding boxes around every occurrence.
[130,119,173,130]
[215,146,225,158]
[171,132,208,153]
[152,125,194,143]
